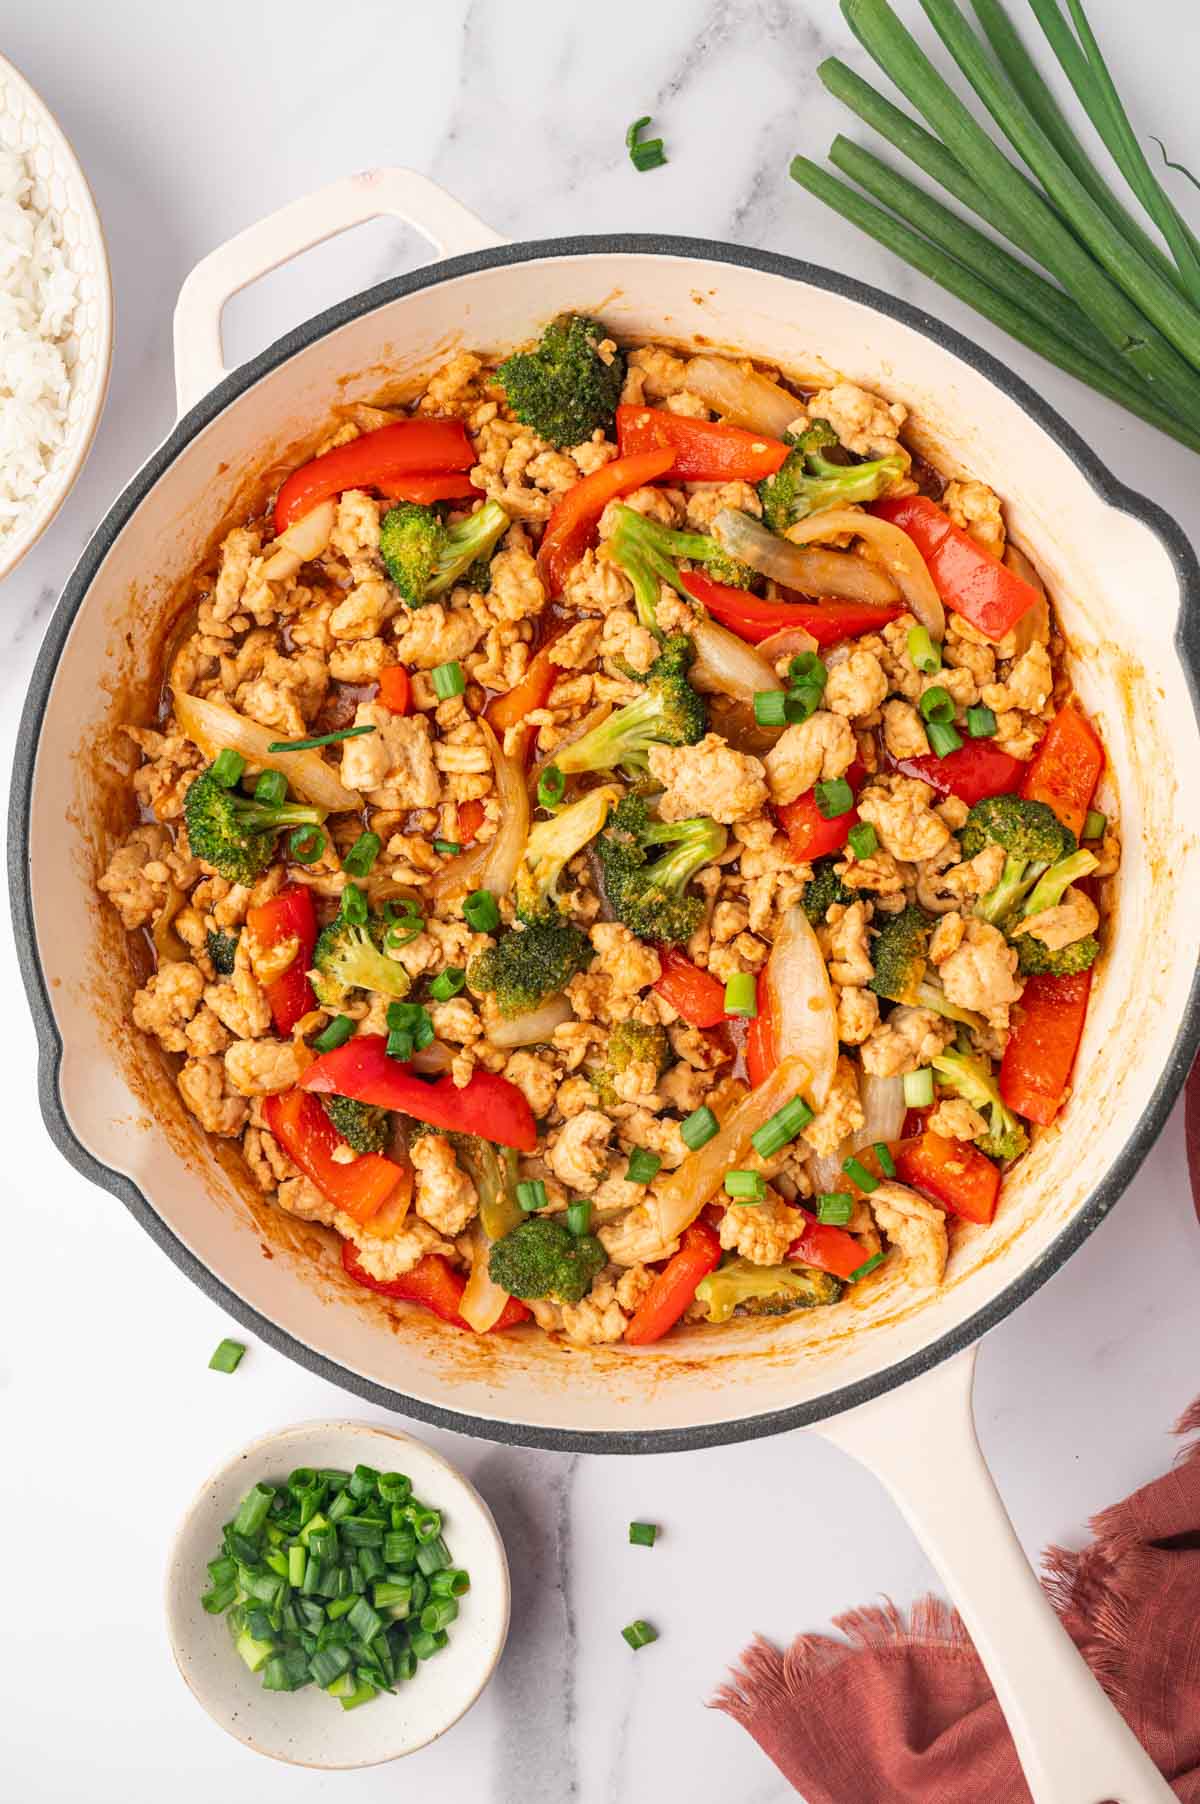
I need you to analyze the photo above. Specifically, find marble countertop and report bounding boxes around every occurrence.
[4,2,1200,1799]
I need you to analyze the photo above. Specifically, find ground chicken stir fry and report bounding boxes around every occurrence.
[101,318,1116,1347]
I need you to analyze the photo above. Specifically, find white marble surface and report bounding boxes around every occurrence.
[4,3,1200,1800]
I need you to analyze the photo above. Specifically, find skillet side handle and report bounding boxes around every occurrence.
[813,1346,1175,1804]
[172,169,505,415]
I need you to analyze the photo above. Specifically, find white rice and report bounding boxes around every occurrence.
[0,145,78,540]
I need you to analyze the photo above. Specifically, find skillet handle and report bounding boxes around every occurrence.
[813,1346,1174,1804]
[172,168,505,415]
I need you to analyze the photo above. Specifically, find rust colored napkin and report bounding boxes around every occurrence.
[713,1390,1200,1801]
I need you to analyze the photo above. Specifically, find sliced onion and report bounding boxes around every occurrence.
[459,1223,514,1333]
[430,719,527,901]
[1003,543,1051,655]
[173,685,360,811]
[784,509,944,637]
[151,883,189,963]
[764,905,838,1109]
[366,1165,414,1238]
[684,354,804,438]
[712,509,901,606]
[484,991,574,1049]
[411,1040,453,1076]
[689,616,783,706]
[654,1058,807,1243]
[805,1070,906,1193]
[754,626,821,671]
[260,497,335,580]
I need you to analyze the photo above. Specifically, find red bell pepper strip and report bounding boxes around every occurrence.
[893,740,1025,807]
[894,1128,1001,1224]
[301,1034,537,1152]
[745,969,777,1089]
[1020,704,1103,840]
[376,473,484,505]
[377,665,411,714]
[537,446,675,598]
[788,1211,866,1281]
[456,798,486,844]
[776,759,865,863]
[246,884,318,1036]
[485,630,567,733]
[682,570,904,647]
[263,1088,406,1226]
[999,969,1093,1127]
[341,1242,530,1331]
[274,420,475,532]
[653,946,727,1029]
[616,404,790,483]
[872,495,1040,641]
[624,1222,722,1345]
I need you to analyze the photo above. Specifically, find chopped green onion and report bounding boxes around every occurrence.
[433,838,462,856]
[724,1169,766,1203]
[429,1567,470,1597]
[517,1179,547,1213]
[429,966,466,1002]
[266,724,376,752]
[208,1337,246,1374]
[874,1141,896,1179]
[312,1014,355,1054]
[288,1543,307,1587]
[927,720,963,758]
[919,685,956,725]
[626,116,668,172]
[847,822,878,860]
[966,704,997,739]
[907,624,942,673]
[723,971,757,1017]
[903,1067,935,1108]
[786,681,825,725]
[538,764,566,809]
[789,651,828,689]
[289,825,326,864]
[254,768,287,807]
[813,777,854,819]
[625,1147,662,1186]
[385,1001,433,1057]
[680,1105,719,1151]
[629,1522,658,1548]
[621,1618,659,1649]
[464,889,500,932]
[751,1094,814,1159]
[566,1200,592,1238]
[211,748,246,789]
[420,1597,459,1632]
[842,1156,879,1194]
[234,1483,276,1537]
[431,660,465,699]
[848,1252,887,1284]
[341,882,368,925]
[201,1580,239,1613]
[383,898,424,949]
[817,1191,854,1225]
[753,689,789,728]
[342,831,381,878]
[1084,809,1107,840]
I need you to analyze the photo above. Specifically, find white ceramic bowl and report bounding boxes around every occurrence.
[0,53,112,581]
[164,1420,510,1768]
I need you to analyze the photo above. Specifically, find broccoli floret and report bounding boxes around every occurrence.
[758,418,906,533]
[379,499,510,608]
[931,1047,1029,1164]
[319,1093,391,1154]
[515,786,621,925]
[184,766,326,885]
[590,1018,671,1107]
[462,553,493,595]
[1016,933,1099,976]
[311,905,412,1008]
[496,314,625,448]
[450,1135,522,1238]
[1018,848,1099,919]
[801,857,853,925]
[206,928,239,975]
[608,503,759,632]
[695,1258,844,1323]
[868,903,932,1005]
[488,1216,606,1303]
[595,793,727,944]
[554,634,706,776]
[959,794,1076,925]
[467,913,594,1019]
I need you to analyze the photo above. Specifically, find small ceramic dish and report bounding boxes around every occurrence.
[165,1419,510,1768]
[0,52,113,582]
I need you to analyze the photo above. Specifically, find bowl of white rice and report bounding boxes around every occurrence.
[0,52,112,582]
